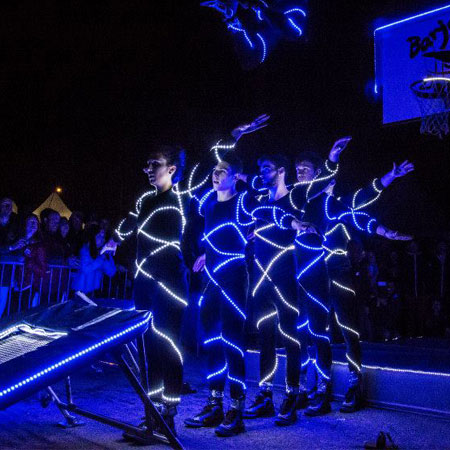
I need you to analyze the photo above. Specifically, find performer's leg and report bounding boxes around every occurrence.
[215,265,248,437]
[331,269,363,413]
[272,273,301,426]
[133,277,163,399]
[244,280,277,419]
[185,281,225,428]
[151,271,188,406]
[297,306,312,409]
[300,263,332,417]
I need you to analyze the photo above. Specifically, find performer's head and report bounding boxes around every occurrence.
[257,154,289,188]
[212,153,243,192]
[295,151,323,183]
[144,145,186,190]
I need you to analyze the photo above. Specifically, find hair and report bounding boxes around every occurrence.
[221,153,243,175]
[83,224,109,259]
[295,151,324,171]
[257,154,290,171]
[150,145,186,183]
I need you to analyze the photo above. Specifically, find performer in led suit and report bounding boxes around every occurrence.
[201,0,307,69]
[285,152,412,417]
[241,149,341,426]
[323,160,414,413]
[115,145,189,432]
[185,116,282,437]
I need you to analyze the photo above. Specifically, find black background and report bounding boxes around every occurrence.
[1,1,449,236]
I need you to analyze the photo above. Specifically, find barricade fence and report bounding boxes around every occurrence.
[0,260,133,319]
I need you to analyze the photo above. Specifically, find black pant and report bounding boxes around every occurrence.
[298,258,332,380]
[134,273,187,401]
[200,263,248,399]
[253,263,300,389]
[329,267,361,373]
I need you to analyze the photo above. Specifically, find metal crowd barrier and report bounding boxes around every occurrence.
[0,260,133,319]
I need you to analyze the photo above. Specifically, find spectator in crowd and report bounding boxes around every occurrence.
[67,211,84,256]
[0,197,20,317]
[40,208,66,263]
[59,217,72,256]
[59,217,69,240]
[72,224,116,296]
[400,240,426,337]
[425,240,450,337]
[99,218,112,234]
[0,197,19,254]
[12,214,48,308]
[373,280,401,341]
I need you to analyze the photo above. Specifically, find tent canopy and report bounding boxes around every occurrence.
[33,193,72,220]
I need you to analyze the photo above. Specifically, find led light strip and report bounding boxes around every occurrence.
[204,266,247,320]
[254,259,300,314]
[260,354,278,386]
[207,362,228,380]
[278,324,301,347]
[151,316,183,364]
[0,315,151,399]
[332,280,356,296]
[334,312,360,338]
[256,311,278,329]
[204,334,244,358]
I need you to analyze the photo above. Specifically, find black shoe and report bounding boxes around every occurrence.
[215,408,246,437]
[340,372,363,413]
[155,404,177,437]
[274,394,297,426]
[304,375,331,417]
[295,389,309,410]
[243,391,275,418]
[184,397,224,428]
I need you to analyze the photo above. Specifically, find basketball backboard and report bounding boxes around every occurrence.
[374,4,450,125]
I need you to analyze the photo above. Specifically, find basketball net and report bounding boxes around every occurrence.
[411,73,450,139]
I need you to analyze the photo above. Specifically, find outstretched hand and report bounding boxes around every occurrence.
[377,225,412,241]
[231,114,270,141]
[328,136,352,163]
[391,160,415,179]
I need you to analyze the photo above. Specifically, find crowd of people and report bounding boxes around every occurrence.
[0,198,118,315]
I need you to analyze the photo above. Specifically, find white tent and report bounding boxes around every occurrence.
[33,193,72,220]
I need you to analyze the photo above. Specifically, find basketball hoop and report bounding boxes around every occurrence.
[411,76,450,139]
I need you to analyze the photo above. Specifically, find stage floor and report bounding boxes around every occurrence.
[0,355,449,450]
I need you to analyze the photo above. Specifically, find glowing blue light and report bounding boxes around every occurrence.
[204,334,244,358]
[0,314,151,399]
[374,4,450,33]
[297,251,325,280]
[207,362,228,380]
[308,322,330,342]
[204,266,247,320]
[299,283,330,313]
[213,255,246,273]
[228,373,247,390]
[228,22,254,48]
[284,8,306,16]
[314,361,331,380]
[287,18,303,36]
[256,33,267,63]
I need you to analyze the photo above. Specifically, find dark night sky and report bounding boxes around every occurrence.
[1,1,449,236]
